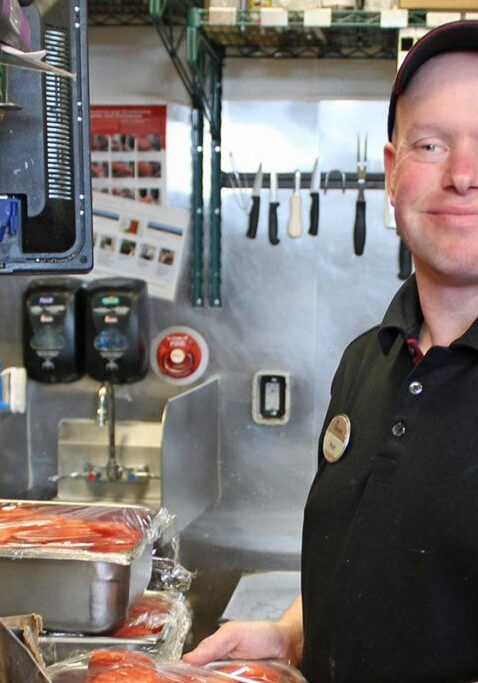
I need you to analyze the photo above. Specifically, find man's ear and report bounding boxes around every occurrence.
[384,142,396,207]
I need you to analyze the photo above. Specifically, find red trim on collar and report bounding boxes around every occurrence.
[407,338,424,366]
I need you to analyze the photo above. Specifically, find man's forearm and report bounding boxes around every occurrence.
[277,596,303,666]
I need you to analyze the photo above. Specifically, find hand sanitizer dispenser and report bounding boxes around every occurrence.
[83,278,149,383]
[23,278,84,383]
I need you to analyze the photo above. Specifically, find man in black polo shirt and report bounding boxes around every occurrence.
[185,20,478,681]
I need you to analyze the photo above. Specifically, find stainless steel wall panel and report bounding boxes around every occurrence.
[0,34,405,561]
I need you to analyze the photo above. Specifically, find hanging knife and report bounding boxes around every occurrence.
[354,133,367,256]
[269,171,280,246]
[288,169,303,238]
[246,162,262,239]
[398,238,413,280]
[309,157,320,236]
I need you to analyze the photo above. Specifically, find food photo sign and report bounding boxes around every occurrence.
[90,191,188,302]
[89,105,189,301]
[90,105,166,205]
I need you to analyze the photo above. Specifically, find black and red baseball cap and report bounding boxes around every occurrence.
[388,20,478,140]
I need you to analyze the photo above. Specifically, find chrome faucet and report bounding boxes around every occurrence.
[96,381,121,481]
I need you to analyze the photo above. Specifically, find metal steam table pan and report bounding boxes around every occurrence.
[39,630,168,667]
[39,589,172,665]
[0,499,154,634]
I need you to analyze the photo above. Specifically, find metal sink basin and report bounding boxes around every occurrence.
[56,419,162,508]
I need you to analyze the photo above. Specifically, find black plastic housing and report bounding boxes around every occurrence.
[0,0,92,274]
[83,278,149,384]
[23,277,85,383]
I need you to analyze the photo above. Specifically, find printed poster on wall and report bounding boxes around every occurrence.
[90,191,188,302]
[89,105,189,300]
[90,105,166,205]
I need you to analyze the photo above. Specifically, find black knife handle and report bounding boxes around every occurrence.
[398,239,413,280]
[246,196,260,239]
[354,193,366,256]
[269,202,280,245]
[309,192,319,236]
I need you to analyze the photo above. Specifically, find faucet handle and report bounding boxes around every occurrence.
[49,471,90,482]
[126,466,150,483]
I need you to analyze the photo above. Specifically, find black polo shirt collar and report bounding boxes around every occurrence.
[377,275,422,355]
[377,275,478,357]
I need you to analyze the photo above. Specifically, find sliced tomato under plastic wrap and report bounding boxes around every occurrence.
[87,649,158,679]
[0,502,148,555]
[207,660,307,683]
[93,672,160,683]
[81,651,307,683]
[86,650,217,683]
[111,593,174,638]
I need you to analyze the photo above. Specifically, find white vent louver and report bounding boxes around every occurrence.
[44,27,72,200]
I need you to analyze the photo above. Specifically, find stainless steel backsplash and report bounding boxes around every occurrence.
[0,29,402,559]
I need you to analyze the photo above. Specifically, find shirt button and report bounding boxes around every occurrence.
[392,421,406,437]
[409,381,423,395]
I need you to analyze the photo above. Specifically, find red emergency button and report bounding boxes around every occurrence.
[156,333,202,378]
[170,348,186,365]
[151,326,209,385]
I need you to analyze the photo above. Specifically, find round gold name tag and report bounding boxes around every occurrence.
[323,414,351,463]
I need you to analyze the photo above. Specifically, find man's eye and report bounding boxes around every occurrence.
[419,142,445,153]
[411,141,446,159]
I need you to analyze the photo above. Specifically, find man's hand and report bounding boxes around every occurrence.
[183,597,303,667]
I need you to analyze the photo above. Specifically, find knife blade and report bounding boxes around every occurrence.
[246,162,262,239]
[309,157,320,236]
[287,169,303,238]
[354,133,367,256]
[268,171,280,246]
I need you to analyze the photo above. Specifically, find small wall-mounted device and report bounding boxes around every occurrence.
[252,371,290,426]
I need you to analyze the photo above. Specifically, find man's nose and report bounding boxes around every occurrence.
[445,144,478,194]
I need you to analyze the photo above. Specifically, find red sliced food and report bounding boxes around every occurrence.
[87,649,166,683]
[110,594,172,638]
[129,594,171,617]
[0,506,143,554]
[209,663,287,683]
[88,649,157,672]
[90,667,168,683]
[112,624,154,638]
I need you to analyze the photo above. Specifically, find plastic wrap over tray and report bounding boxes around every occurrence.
[0,500,175,634]
[39,590,192,664]
[0,499,172,564]
[112,589,192,660]
[47,651,308,682]
[150,555,195,593]
[206,660,308,682]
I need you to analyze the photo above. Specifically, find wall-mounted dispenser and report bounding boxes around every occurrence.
[83,278,149,384]
[23,278,84,383]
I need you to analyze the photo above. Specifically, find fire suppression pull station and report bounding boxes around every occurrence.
[151,326,209,385]
[252,371,290,426]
